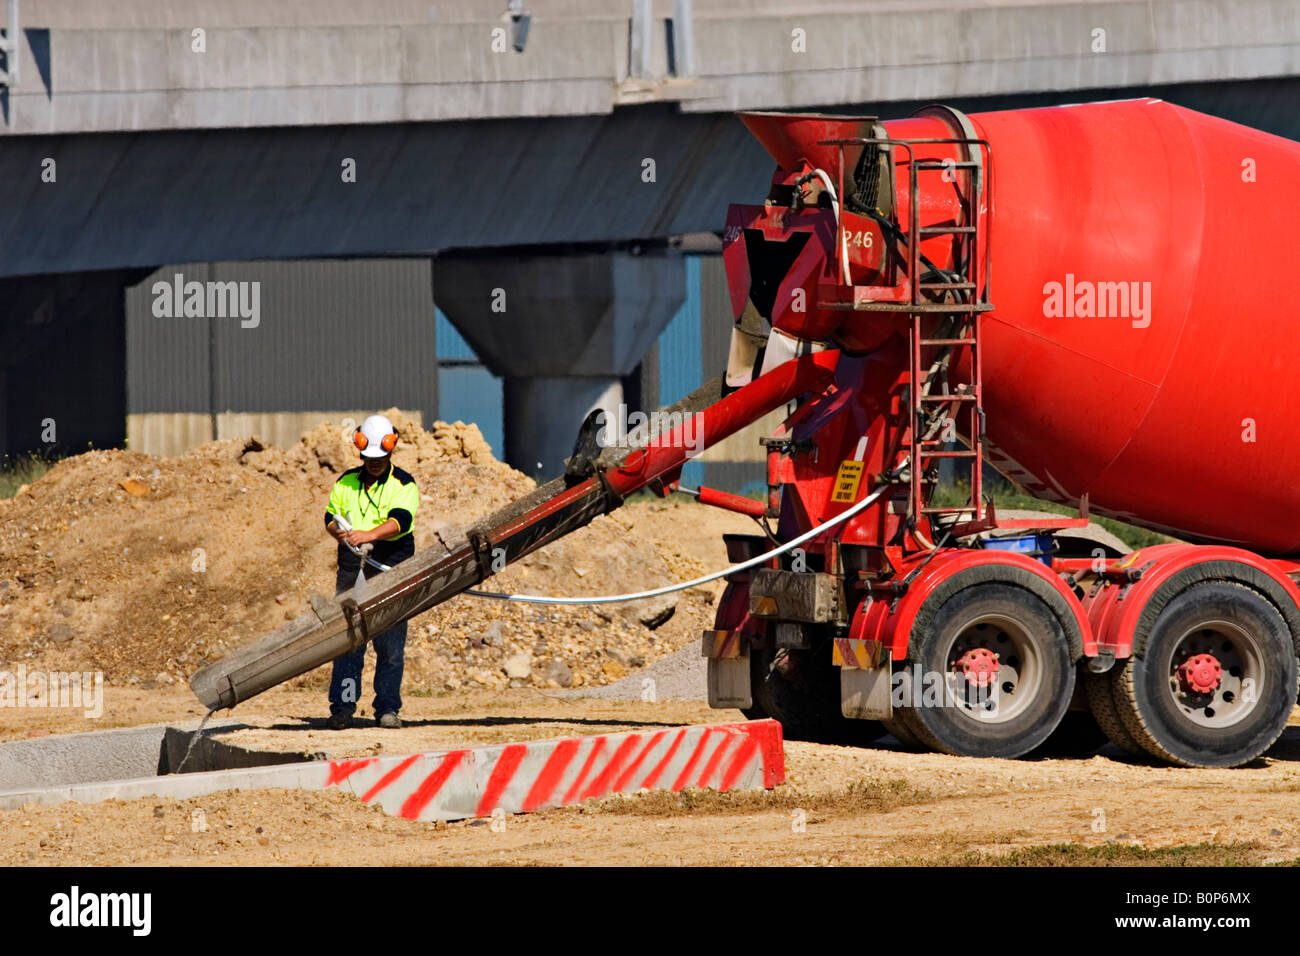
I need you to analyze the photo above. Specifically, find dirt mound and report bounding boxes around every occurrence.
[0,410,686,698]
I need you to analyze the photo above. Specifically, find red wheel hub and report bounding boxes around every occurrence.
[954,647,999,687]
[1177,653,1222,694]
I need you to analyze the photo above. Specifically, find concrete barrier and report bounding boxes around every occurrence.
[0,720,785,821]
[0,719,243,791]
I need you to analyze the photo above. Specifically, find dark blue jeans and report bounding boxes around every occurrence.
[328,567,406,718]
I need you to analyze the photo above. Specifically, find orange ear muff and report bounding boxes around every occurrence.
[354,429,368,451]
[381,431,398,453]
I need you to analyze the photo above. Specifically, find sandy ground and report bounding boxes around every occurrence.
[4,680,1300,867]
[5,465,1300,866]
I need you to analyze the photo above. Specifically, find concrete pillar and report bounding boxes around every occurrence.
[504,377,622,478]
[434,250,684,475]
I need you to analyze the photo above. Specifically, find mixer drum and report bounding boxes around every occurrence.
[952,99,1300,554]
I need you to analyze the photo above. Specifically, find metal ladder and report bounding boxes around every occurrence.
[906,146,992,534]
[820,133,995,540]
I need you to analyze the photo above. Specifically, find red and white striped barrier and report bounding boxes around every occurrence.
[328,719,785,821]
[0,720,786,821]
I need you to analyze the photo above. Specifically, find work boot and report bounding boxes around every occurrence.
[326,713,353,730]
[377,712,402,729]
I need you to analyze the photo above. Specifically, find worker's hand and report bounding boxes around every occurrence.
[327,522,348,542]
[342,529,372,548]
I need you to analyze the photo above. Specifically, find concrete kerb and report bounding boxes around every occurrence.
[0,718,243,791]
[0,719,786,822]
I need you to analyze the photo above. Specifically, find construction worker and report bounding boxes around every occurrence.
[323,414,420,729]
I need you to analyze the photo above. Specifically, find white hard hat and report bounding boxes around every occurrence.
[354,414,397,458]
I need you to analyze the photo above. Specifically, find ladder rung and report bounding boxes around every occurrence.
[921,506,977,514]
[918,226,977,235]
[916,450,978,459]
[919,338,976,346]
[914,161,981,169]
[919,282,976,290]
[918,394,977,402]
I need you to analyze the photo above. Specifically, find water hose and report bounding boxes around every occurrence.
[466,464,905,605]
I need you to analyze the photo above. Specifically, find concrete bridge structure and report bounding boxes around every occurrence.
[2,0,1298,472]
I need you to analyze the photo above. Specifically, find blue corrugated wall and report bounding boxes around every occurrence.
[436,308,505,457]
[656,255,705,489]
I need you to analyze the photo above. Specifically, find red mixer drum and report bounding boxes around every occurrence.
[747,99,1300,554]
[965,99,1300,555]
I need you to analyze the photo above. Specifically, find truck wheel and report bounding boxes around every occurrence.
[748,640,887,745]
[881,716,926,750]
[1028,709,1109,758]
[1111,582,1298,767]
[1081,669,1147,757]
[895,582,1076,758]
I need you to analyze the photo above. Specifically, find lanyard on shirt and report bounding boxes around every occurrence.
[359,471,384,524]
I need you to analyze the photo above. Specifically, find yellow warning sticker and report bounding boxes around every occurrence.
[831,460,865,503]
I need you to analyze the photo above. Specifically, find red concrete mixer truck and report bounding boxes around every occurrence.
[191,98,1300,769]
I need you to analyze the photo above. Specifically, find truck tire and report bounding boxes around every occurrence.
[894,581,1076,758]
[1081,669,1147,757]
[1110,581,1298,767]
[1027,708,1109,758]
[747,639,887,745]
[881,716,926,750]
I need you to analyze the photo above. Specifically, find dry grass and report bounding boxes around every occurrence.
[0,454,53,498]
[945,841,1270,867]
[567,776,935,817]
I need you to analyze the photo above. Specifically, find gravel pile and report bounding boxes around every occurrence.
[0,409,698,694]
[573,645,708,702]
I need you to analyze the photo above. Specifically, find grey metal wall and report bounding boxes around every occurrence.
[124,258,437,440]
[0,269,134,460]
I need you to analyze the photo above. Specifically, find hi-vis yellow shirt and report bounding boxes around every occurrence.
[326,464,419,538]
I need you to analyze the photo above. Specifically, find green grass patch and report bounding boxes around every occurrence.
[405,687,457,699]
[626,478,1170,551]
[930,479,1173,551]
[567,776,934,817]
[949,841,1263,867]
[0,454,53,499]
